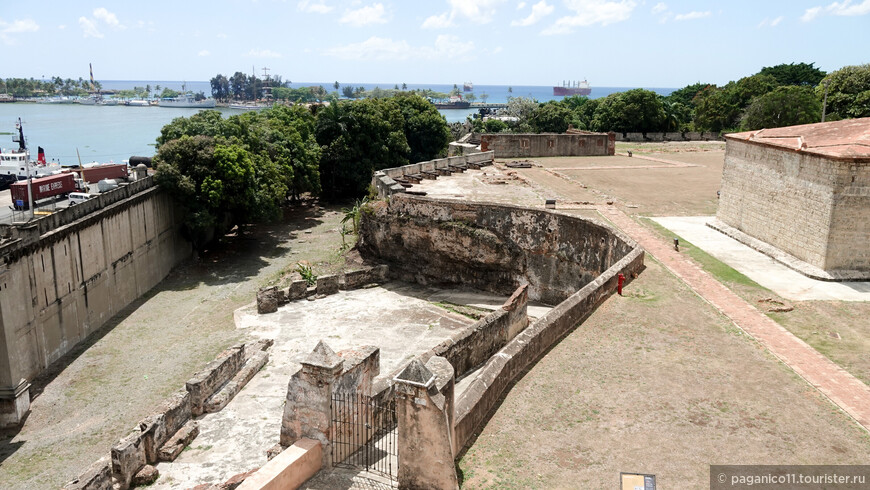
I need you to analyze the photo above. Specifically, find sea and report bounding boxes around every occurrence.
[1,81,676,165]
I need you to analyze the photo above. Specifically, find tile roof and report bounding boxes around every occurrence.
[725,117,870,162]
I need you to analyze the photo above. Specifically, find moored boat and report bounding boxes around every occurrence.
[158,93,216,108]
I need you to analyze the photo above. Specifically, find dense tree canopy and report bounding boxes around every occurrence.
[759,62,826,87]
[591,89,666,133]
[818,64,870,120]
[529,102,573,133]
[154,106,321,246]
[315,98,410,199]
[393,93,451,163]
[740,86,821,130]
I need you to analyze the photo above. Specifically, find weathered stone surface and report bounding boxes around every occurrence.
[157,389,191,439]
[111,430,146,490]
[186,344,245,416]
[359,194,637,304]
[480,132,614,158]
[158,420,200,462]
[132,465,159,486]
[138,413,166,464]
[315,274,340,296]
[266,443,285,461]
[286,279,309,301]
[205,350,269,413]
[62,456,112,490]
[256,286,283,314]
[341,265,390,290]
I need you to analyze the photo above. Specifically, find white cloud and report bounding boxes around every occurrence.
[758,15,783,27]
[298,0,333,14]
[651,2,667,14]
[340,3,389,26]
[542,0,637,35]
[247,49,283,58]
[512,0,554,26]
[58,24,66,30]
[517,1,527,9]
[802,0,870,21]
[78,7,124,38]
[674,10,710,21]
[78,17,102,38]
[217,32,228,39]
[422,12,453,28]
[323,34,474,61]
[422,0,507,28]
[0,18,39,45]
[93,7,121,28]
[198,50,210,56]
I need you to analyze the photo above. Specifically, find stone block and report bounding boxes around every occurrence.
[137,413,166,464]
[256,286,284,314]
[111,430,146,490]
[157,389,191,438]
[158,420,200,462]
[62,456,113,490]
[186,344,245,416]
[342,266,388,290]
[287,279,309,301]
[132,465,159,487]
[315,274,340,296]
[205,350,269,413]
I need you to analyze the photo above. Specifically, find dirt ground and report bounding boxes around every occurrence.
[457,259,870,488]
[0,202,354,489]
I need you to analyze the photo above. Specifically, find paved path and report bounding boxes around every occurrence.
[599,206,870,432]
[652,216,870,301]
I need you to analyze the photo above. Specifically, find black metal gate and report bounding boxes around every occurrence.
[331,392,398,483]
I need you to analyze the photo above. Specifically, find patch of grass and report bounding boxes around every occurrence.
[432,301,489,320]
[642,218,768,291]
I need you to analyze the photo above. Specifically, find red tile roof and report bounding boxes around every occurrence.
[725,117,870,162]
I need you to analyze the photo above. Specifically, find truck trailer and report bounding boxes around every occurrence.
[10,173,78,210]
[80,163,128,183]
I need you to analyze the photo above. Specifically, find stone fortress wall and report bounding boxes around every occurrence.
[715,122,870,278]
[479,132,615,158]
[0,179,191,426]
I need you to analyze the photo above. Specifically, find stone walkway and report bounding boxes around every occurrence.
[599,206,870,432]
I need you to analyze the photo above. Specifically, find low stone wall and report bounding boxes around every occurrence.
[479,132,615,158]
[451,246,644,454]
[371,152,494,198]
[257,265,389,314]
[419,284,528,379]
[359,194,638,304]
[236,439,322,490]
[612,131,723,142]
[64,340,273,490]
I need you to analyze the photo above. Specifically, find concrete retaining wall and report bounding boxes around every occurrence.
[0,185,191,427]
[612,131,722,142]
[451,246,644,454]
[359,194,638,304]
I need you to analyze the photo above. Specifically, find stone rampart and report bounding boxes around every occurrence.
[717,138,870,275]
[358,194,638,304]
[0,185,191,427]
[372,152,494,198]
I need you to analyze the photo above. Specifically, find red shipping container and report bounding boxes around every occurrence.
[10,173,77,210]
[80,164,128,183]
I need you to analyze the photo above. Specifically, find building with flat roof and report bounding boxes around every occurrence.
[714,117,870,280]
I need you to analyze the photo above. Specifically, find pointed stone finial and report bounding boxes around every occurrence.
[394,359,435,388]
[302,340,343,372]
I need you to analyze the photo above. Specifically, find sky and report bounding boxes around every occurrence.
[1,0,868,88]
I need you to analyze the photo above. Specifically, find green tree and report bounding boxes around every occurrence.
[394,93,451,163]
[315,98,410,199]
[759,62,826,87]
[334,81,340,91]
[505,96,539,131]
[402,82,407,90]
[591,89,665,133]
[341,86,356,99]
[529,102,572,133]
[484,118,508,133]
[740,86,821,130]
[817,63,870,120]
[665,82,710,108]
[692,85,740,132]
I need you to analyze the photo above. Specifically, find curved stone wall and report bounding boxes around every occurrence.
[359,194,639,304]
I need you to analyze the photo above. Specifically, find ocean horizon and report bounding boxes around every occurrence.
[3,81,677,165]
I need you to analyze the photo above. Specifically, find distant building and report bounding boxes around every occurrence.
[714,118,870,279]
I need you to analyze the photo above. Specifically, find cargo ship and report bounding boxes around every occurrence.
[553,80,591,96]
